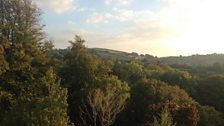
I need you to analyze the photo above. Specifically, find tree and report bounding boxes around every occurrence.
[0,0,47,68]
[1,68,69,126]
[150,106,176,126]
[0,0,70,125]
[196,74,224,112]
[198,105,224,126]
[0,45,9,75]
[0,0,42,42]
[36,68,69,126]
[116,78,197,126]
[59,35,110,123]
[113,61,145,84]
[0,88,13,122]
[80,79,130,126]
[149,102,199,126]
[161,70,197,94]
[146,65,198,96]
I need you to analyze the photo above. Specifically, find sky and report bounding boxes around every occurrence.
[33,0,224,57]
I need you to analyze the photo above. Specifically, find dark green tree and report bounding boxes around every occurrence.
[1,68,69,126]
[116,78,197,126]
[113,61,145,84]
[59,35,110,124]
[0,0,69,125]
[196,74,224,112]
[0,44,9,75]
[198,105,224,126]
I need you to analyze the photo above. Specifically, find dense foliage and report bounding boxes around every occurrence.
[1,0,224,126]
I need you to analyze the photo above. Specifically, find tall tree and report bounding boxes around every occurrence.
[59,35,110,124]
[0,0,47,68]
[0,0,69,125]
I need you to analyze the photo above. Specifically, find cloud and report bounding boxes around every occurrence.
[67,20,76,25]
[34,0,76,14]
[85,0,224,56]
[86,12,113,24]
[49,0,224,56]
[104,0,113,5]
[104,0,132,5]
[86,8,155,24]
[112,8,134,21]
[76,7,95,12]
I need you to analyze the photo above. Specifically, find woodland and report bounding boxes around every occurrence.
[0,0,224,126]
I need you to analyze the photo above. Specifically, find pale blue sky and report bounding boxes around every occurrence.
[34,0,224,57]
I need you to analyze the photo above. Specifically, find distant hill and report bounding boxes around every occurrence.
[89,48,224,66]
[88,48,149,61]
[160,54,224,66]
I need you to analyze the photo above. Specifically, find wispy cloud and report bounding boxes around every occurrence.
[112,8,134,21]
[86,12,113,24]
[104,0,132,5]
[86,8,155,24]
[34,0,76,14]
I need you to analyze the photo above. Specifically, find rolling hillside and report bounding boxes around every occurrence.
[89,48,224,66]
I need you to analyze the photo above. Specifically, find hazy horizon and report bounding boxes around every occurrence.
[34,0,224,57]
[88,47,224,58]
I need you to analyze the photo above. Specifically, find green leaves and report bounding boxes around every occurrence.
[0,45,9,75]
[0,0,69,125]
[151,106,176,126]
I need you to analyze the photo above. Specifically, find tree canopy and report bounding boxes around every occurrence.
[1,0,224,126]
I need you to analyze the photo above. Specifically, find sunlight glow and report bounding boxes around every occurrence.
[167,0,224,55]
